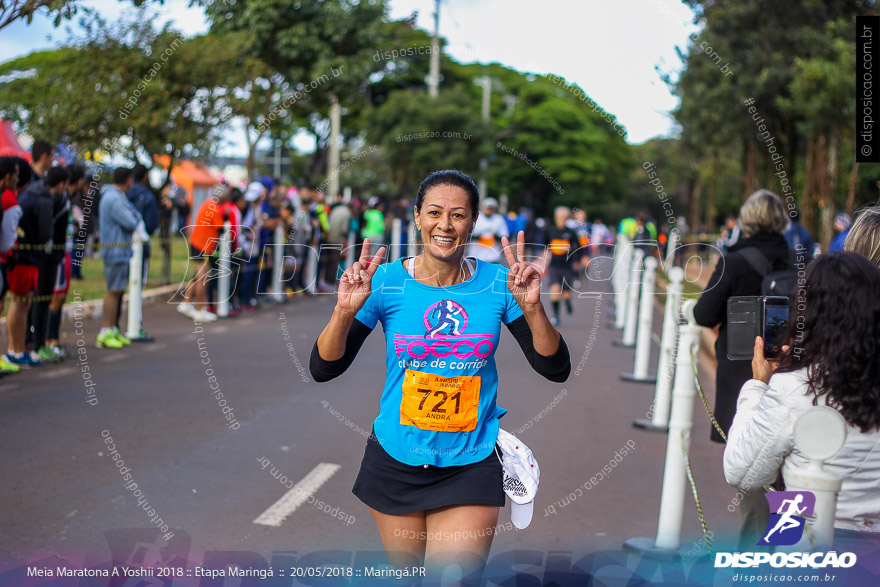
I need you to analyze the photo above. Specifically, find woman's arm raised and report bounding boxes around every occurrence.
[312,240,385,378]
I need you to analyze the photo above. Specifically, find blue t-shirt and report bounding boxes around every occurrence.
[356,258,524,467]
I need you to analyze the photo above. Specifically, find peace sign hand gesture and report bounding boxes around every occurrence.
[502,231,541,307]
[336,238,386,314]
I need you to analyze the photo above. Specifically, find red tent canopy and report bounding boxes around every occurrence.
[0,121,31,161]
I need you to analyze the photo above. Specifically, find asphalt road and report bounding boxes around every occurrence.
[0,257,753,584]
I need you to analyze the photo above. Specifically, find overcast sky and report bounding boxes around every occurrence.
[0,0,699,154]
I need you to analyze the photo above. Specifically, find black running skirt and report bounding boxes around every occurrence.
[352,430,505,515]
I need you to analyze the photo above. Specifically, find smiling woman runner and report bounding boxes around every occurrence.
[310,170,570,574]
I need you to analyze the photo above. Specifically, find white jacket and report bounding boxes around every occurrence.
[723,369,880,533]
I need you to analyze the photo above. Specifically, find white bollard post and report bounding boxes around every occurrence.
[634,267,684,431]
[612,235,630,329]
[622,256,658,382]
[216,221,231,318]
[407,220,417,258]
[664,230,681,272]
[614,248,643,347]
[391,217,402,262]
[345,230,356,269]
[654,299,701,550]
[126,232,145,339]
[305,242,318,295]
[625,299,702,559]
[271,224,284,302]
[779,407,847,551]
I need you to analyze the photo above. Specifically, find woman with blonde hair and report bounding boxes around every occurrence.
[844,205,880,266]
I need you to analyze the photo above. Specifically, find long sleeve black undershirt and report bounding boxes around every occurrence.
[309,315,571,383]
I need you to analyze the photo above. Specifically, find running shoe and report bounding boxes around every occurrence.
[35,345,64,363]
[129,330,155,342]
[112,328,132,346]
[48,344,67,359]
[96,331,124,349]
[6,352,42,367]
[194,309,218,322]
[0,354,22,372]
[177,302,196,318]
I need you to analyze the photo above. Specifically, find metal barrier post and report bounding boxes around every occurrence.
[634,266,684,431]
[217,221,231,318]
[624,299,701,559]
[614,248,643,347]
[125,233,144,339]
[622,255,658,382]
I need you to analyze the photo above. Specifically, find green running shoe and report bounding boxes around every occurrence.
[0,354,21,373]
[36,345,63,363]
[97,330,124,349]
[112,327,131,346]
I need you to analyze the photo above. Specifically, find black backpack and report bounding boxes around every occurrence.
[737,247,797,297]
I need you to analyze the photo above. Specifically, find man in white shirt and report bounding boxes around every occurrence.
[469,197,509,263]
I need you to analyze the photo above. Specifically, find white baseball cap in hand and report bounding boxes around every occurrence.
[495,428,540,529]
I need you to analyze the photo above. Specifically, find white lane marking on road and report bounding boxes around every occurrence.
[101,354,127,363]
[37,367,77,378]
[144,343,166,352]
[253,463,341,527]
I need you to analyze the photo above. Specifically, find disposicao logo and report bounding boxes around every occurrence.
[760,491,815,546]
[714,491,857,570]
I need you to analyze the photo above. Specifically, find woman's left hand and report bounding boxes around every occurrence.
[752,336,784,384]
[502,230,541,307]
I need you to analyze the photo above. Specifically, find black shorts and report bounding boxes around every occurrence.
[352,430,505,515]
[0,262,8,299]
[548,265,577,287]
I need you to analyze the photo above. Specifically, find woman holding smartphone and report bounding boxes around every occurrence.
[310,170,570,574]
[724,252,880,548]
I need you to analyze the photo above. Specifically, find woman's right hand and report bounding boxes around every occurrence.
[336,238,386,314]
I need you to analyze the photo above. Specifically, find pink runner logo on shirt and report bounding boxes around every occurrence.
[393,300,494,360]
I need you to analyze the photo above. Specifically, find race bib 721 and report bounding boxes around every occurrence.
[400,369,481,432]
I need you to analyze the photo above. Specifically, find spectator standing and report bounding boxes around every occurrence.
[829,212,852,253]
[97,167,144,349]
[693,189,791,549]
[23,140,54,192]
[27,166,71,363]
[7,167,66,365]
[724,253,880,549]
[360,196,385,255]
[125,164,159,341]
[257,178,282,296]
[844,206,880,265]
[44,165,83,357]
[0,157,22,372]
[179,189,229,322]
[469,197,508,263]
[783,207,814,258]
[717,215,741,251]
[590,218,611,255]
[219,187,246,314]
[325,193,352,288]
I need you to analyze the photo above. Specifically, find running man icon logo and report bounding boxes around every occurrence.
[424,300,469,338]
[759,491,816,545]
